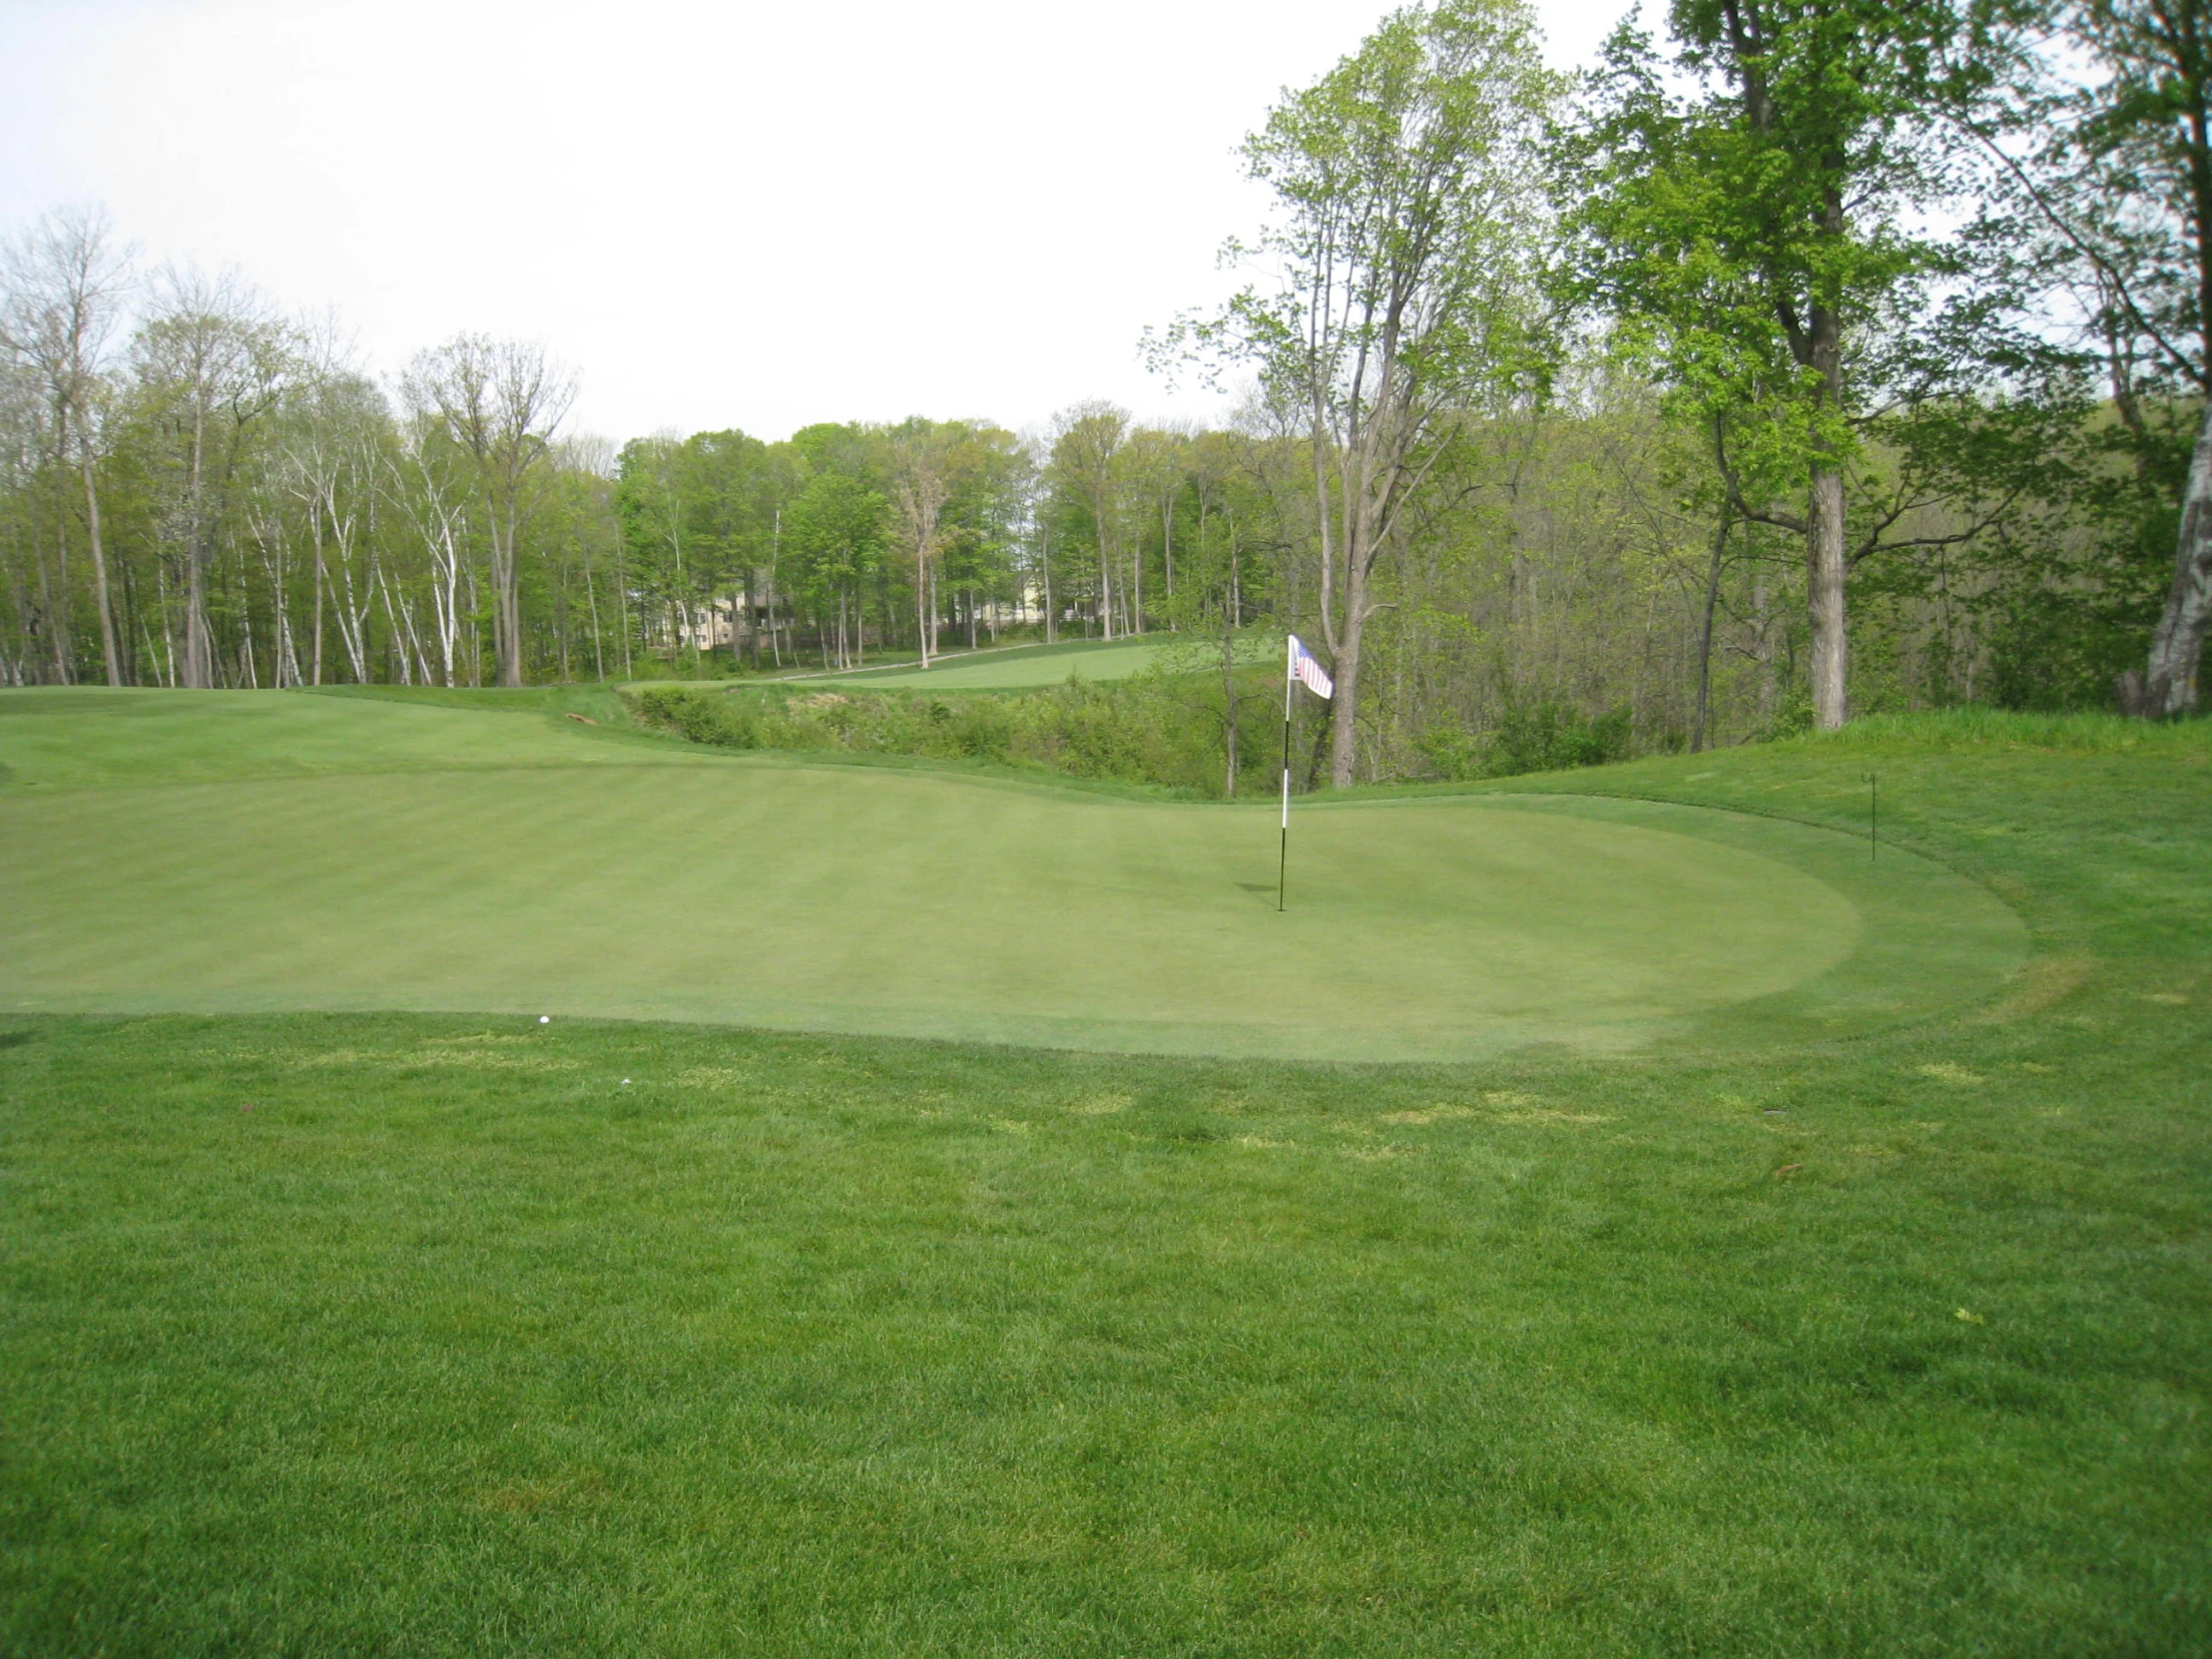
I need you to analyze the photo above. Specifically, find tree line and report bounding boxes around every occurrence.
[4,0,2208,787]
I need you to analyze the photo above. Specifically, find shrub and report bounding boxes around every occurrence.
[1415,700,1635,780]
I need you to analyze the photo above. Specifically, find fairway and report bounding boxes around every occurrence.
[803,638,1172,688]
[0,690,2020,1060]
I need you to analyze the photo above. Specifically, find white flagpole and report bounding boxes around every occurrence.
[1279,636,1295,912]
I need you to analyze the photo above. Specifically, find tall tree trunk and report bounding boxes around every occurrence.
[183,402,213,689]
[38,514,68,683]
[1131,519,1143,633]
[78,446,121,686]
[1807,462,1848,728]
[1041,530,1055,643]
[1693,511,1729,752]
[1095,511,1114,641]
[1222,536,1242,800]
[584,540,605,682]
[310,511,325,687]
[497,504,524,687]
[1329,536,1369,789]
[2140,399,2212,716]
[916,547,931,667]
[1324,446,1382,790]
[1804,276,1849,730]
[1163,494,1174,622]
[555,550,571,683]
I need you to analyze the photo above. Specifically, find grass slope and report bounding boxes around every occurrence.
[0,685,700,791]
[0,692,2017,1059]
[805,637,1171,689]
[0,698,2205,1655]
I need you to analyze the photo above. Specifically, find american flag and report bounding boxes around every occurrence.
[1288,635,1334,700]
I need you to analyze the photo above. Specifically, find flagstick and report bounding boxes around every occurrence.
[1278,640,1294,912]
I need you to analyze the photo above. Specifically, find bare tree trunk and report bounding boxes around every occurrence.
[915,551,931,667]
[310,512,325,686]
[1326,462,1383,790]
[1163,493,1175,621]
[79,446,120,685]
[1802,218,1851,730]
[1222,530,1242,799]
[41,513,70,683]
[1329,611,1365,788]
[555,547,571,682]
[497,503,524,686]
[1042,528,1056,643]
[2139,399,2212,716]
[1807,463,1847,728]
[183,400,213,689]
[1693,512,1729,752]
[583,536,606,682]
[155,556,178,687]
[1096,514,1114,641]
[1131,520,1143,633]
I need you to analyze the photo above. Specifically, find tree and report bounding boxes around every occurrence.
[405,335,574,687]
[931,424,1025,648]
[1987,0,2212,714]
[613,432,692,667]
[131,269,295,689]
[887,422,954,665]
[1122,423,1194,629]
[385,398,481,687]
[1046,401,1130,640]
[675,427,776,669]
[1164,0,1554,785]
[0,205,132,686]
[0,350,50,683]
[1566,0,2038,730]
[266,355,394,687]
[786,470,885,670]
[1160,427,1283,795]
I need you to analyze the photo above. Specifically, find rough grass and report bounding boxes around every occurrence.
[0,701,2206,1655]
[1795,705,2212,756]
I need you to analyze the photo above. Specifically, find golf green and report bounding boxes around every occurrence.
[0,691,2023,1059]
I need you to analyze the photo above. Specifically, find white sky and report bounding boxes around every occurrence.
[0,0,1626,445]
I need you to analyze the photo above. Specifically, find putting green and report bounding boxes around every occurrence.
[0,691,2025,1060]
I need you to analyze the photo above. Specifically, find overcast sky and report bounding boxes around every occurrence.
[0,0,1627,444]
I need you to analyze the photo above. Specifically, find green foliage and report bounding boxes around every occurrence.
[1415,696,1635,779]
[785,471,887,592]
[1191,0,1556,419]
[1559,0,2000,482]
